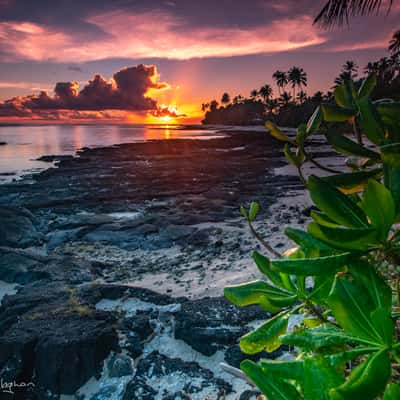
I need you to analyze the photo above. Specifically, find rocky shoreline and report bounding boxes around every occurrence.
[0,130,337,399]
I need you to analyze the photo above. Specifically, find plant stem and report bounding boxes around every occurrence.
[307,157,342,174]
[306,301,340,328]
[353,117,362,145]
[247,220,282,258]
[297,166,306,185]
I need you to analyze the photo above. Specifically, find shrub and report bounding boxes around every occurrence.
[225,73,400,399]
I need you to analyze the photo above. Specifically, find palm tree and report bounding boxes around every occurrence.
[259,84,273,104]
[250,89,259,100]
[232,95,244,104]
[288,67,307,98]
[272,70,288,95]
[201,103,210,112]
[311,91,324,104]
[266,98,278,113]
[209,100,219,111]
[342,60,358,78]
[221,92,230,105]
[314,0,395,27]
[279,91,293,107]
[389,30,400,56]
[333,71,352,87]
[297,90,308,104]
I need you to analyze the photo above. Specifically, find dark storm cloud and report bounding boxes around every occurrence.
[0,64,169,116]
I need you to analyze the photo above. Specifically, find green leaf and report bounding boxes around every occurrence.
[325,130,380,159]
[304,356,344,400]
[361,179,395,240]
[240,205,248,219]
[240,310,290,354]
[265,121,291,142]
[296,123,308,149]
[260,359,303,381]
[330,350,391,400]
[285,227,333,251]
[381,143,400,168]
[308,175,369,228]
[309,275,335,304]
[321,104,354,122]
[240,360,302,400]
[376,102,400,126]
[385,166,400,219]
[328,275,383,344]
[249,201,259,221]
[252,251,284,287]
[383,383,400,400]
[270,252,350,276]
[224,280,297,312]
[280,324,359,351]
[350,261,392,311]
[284,143,302,167]
[358,73,377,99]
[334,81,356,110]
[310,211,341,228]
[370,308,394,346]
[358,97,385,145]
[308,222,378,251]
[328,347,376,368]
[323,169,382,193]
[306,106,323,134]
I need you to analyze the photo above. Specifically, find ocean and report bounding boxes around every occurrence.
[0,124,221,183]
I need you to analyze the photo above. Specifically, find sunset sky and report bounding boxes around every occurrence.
[0,0,398,124]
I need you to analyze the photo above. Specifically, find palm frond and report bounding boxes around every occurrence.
[314,0,394,27]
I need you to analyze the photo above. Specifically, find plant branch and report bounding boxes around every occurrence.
[307,157,342,174]
[247,220,282,258]
[306,301,340,328]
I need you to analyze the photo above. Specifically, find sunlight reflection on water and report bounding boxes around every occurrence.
[0,124,221,182]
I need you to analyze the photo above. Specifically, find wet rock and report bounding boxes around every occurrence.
[0,251,47,284]
[224,344,287,369]
[175,297,268,356]
[36,155,74,162]
[239,390,260,400]
[80,284,183,307]
[107,353,133,378]
[0,206,42,248]
[122,312,153,341]
[46,227,86,250]
[89,384,120,400]
[0,282,118,397]
[123,352,232,400]
[123,331,144,359]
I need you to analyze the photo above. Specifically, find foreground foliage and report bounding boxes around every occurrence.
[225,73,400,399]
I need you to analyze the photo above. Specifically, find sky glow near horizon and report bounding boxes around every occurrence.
[0,0,398,123]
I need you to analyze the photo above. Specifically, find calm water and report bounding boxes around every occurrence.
[0,124,220,183]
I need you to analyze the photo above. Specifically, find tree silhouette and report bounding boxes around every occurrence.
[342,60,358,77]
[259,84,273,103]
[209,100,219,111]
[279,91,293,107]
[389,30,400,56]
[297,90,308,104]
[288,67,307,98]
[201,103,210,112]
[314,0,395,27]
[272,70,288,95]
[221,92,231,105]
[232,95,244,104]
[250,89,259,99]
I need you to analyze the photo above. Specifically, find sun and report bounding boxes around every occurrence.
[159,115,173,122]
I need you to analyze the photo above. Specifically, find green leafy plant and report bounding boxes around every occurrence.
[225,74,400,399]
